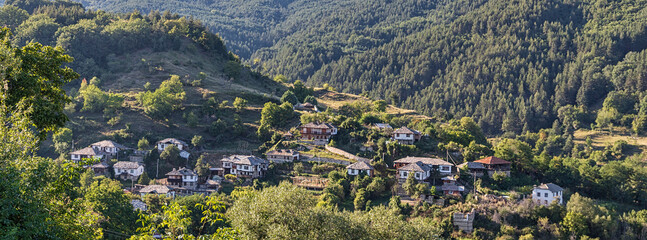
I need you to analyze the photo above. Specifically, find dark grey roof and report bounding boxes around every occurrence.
[399,161,430,172]
[157,138,187,146]
[178,167,197,176]
[91,140,127,149]
[70,147,100,155]
[222,155,268,166]
[139,185,174,194]
[393,126,419,134]
[300,122,336,129]
[346,161,374,170]
[395,156,453,166]
[267,149,298,156]
[91,162,109,169]
[114,161,142,169]
[458,162,486,170]
[535,183,564,193]
[165,168,181,176]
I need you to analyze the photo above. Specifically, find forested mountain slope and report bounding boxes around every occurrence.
[63,0,647,135]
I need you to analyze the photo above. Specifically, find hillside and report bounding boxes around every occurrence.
[0,0,289,157]
[62,0,647,135]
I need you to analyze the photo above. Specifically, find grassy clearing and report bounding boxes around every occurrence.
[301,148,353,162]
[573,129,647,150]
[314,89,430,119]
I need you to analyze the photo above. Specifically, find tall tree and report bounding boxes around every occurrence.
[0,28,79,138]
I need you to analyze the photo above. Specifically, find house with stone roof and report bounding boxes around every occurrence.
[90,162,109,176]
[298,122,337,145]
[70,140,128,162]
[394,156,454,176]
[70,147,104,163]
[139,185,176,198]
[90,140,127,156]
[532,183,564,206]
[398,161,431,180]
[457,161,487,177]
[392,126,421,145]
[440,176,465,196]
[346,161,374,177]
[266,149,299,163]
[156,138,189,152]
[165,167,198,189]
[221,155,269,179]
[113,161,144,180]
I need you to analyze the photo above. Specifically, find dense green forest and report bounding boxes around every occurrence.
[65,0,647,134]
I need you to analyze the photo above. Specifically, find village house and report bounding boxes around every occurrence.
[90,162,109,176]
[90,140,127,157]
[398,161,431,181]
[474,156,512,177]
[266,149,300,163]
[532,183,564,206]
[298,122,337,145]
[392,126,421,145]
[282,131,294,140]
[346,161,374,177]
[165,167,198,189]
[394,157,454,176]
[156,138,191,159]
[70,147,104,163]
[440,176,465,196]
[221,155,269,179]
[156,138,189,152]
[139,185,176,198]
[113,161,144,180]
[457,161,487,177]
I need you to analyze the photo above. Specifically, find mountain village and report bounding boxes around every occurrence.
[71,121,563,233]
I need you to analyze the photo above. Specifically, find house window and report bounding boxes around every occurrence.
[130,170,133,173]
[544,200,548,204]
[544,193,548,197]
[415,173,420,178]
[406,134,411,137]
[403,172,408,177]
[536,192,540,197]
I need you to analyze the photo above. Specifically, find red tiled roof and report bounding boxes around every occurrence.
[474,156,511,165]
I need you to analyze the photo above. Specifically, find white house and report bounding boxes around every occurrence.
[221,155,269,179]
[113,161,144,180]
[266,149,299,163]
[346,161,374,177]
[90,140,127,156]
[156,138,188,152]
[392,127,421,145]
[70,147,104,163]
[394,157,453,176]
[532,183,564,206]
[398,161,431,181]
[165,167,198,189]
